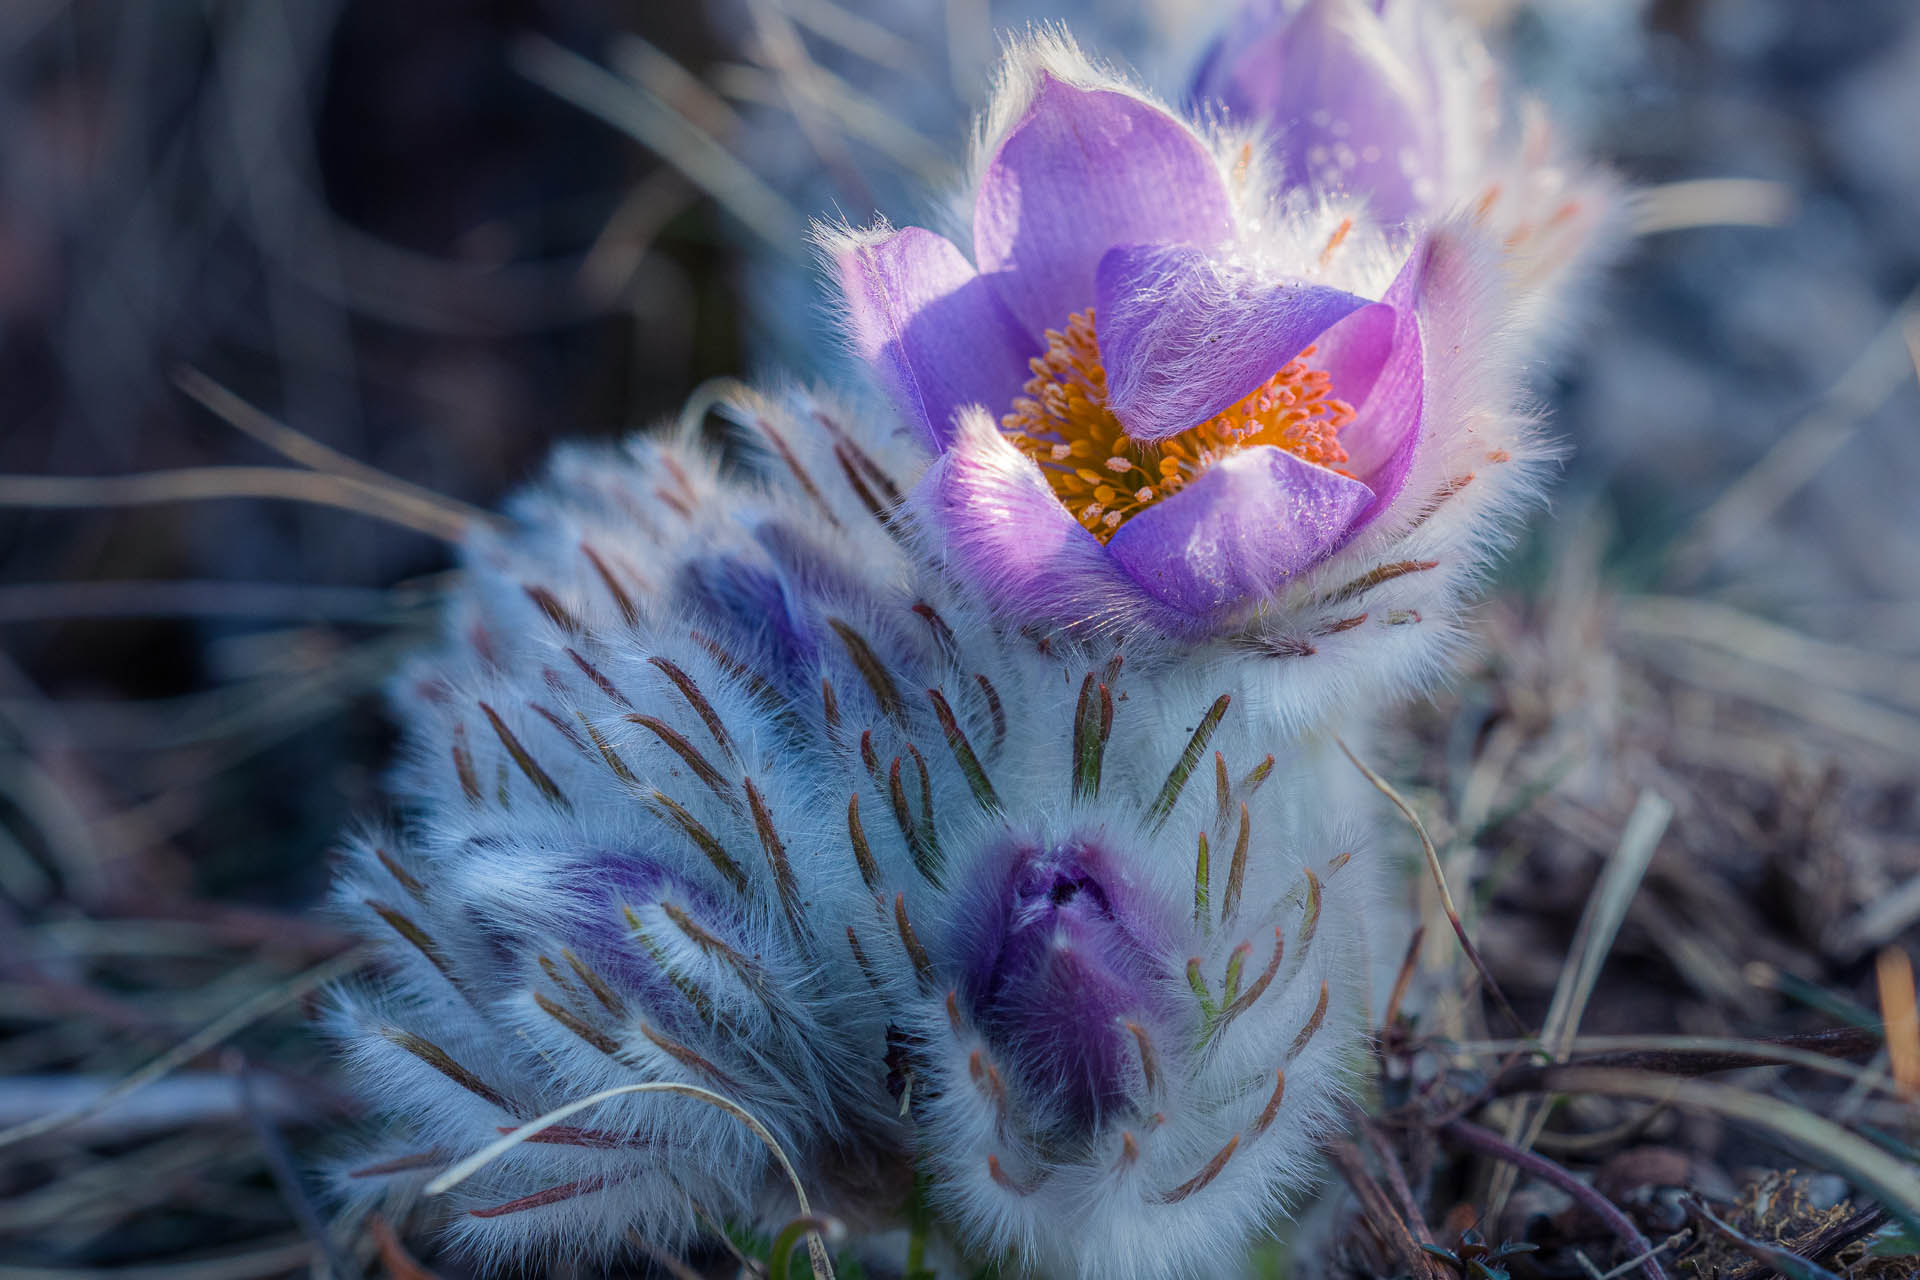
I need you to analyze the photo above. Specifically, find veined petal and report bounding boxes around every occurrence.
[834,226,1036,452]
[1104,448,1374,619]
[1317,237,1430,528]
[974,73,1235,341]
[917,410,1187,633]
[1195,0,1440,224]
[1095,244,1370,441]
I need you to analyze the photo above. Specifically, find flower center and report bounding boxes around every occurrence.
[1000,309,1356,542]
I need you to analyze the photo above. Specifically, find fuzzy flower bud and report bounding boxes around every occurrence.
[878,680,1374,1280]
[952,835,1172,1128]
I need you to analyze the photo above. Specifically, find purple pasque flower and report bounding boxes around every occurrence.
[948,834,1173,1130]
[1190,0,1622,345]
[1189,0,1464,227]
[833,60,1427,635]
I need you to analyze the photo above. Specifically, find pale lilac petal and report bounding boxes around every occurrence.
[1192,0,1438,224]
[1317,238,1430,528]
[1187,0,1287,100]
[1095,243,1370,441]
[974,74,1235,340]
[834,227,1036,451]
[1104,448,1374,619]
[915,411,1187,633]
[1308,300,1395,424]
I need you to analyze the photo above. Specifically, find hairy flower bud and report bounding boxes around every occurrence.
[327,381,1386,1277]
[322,16,1598,1277]
[876,679,1376,1280]
[952,835,1172,1129]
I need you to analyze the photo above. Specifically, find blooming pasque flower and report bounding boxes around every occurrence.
[1189,0,1622,345]
[829,39,1526,641]
[327,382,1381,1277]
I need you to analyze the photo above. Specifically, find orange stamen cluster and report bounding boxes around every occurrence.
[1000,309,1356,542]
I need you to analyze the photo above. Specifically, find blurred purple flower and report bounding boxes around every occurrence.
[1190,0,1452,226]
[834,70,1427,634]
[1190,0,1623,350]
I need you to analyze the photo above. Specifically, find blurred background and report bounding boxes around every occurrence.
[1,0,1916,1275]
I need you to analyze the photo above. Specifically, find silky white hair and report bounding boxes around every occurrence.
[326,380,1391,1276]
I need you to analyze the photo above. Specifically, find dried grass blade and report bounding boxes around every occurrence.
[512,35,800,254]
[426,1080,836,1279]
[1496,788,1672,1211]
[1335,736,1524,1033]
[0,947,370,1149]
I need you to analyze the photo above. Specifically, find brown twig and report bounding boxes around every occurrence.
[1381,924,1427,1034]
[1354,1109,1441,1264]
[1716,1204,1888,1280]
[1440,1118,1668,1280]
[1336,736,1527,1034]
[1322,1137,1446,1280]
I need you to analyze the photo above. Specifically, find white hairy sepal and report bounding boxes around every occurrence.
[1232,219,1557,735]
[328,389,935,1257]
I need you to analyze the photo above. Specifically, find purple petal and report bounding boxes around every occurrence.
[834,226,1036,451]
[1104,448,1374,618]
[1192,0,1438,224]
[974,74,1235,340]
[914,411,1188,633]
[1316,239,1430,528]
[1095,243,1370,441]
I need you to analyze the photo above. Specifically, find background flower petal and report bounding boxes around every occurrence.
[1104,447,1374,618]
[1096,243,1370,441]
[835,226,1036,451]
[1192,0,1440,224]
[974,73,1235,340]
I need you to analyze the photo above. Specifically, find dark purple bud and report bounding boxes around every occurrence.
[952,835,1172,1130]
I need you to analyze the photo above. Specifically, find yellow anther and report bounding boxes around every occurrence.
[1000,310,1355,542]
